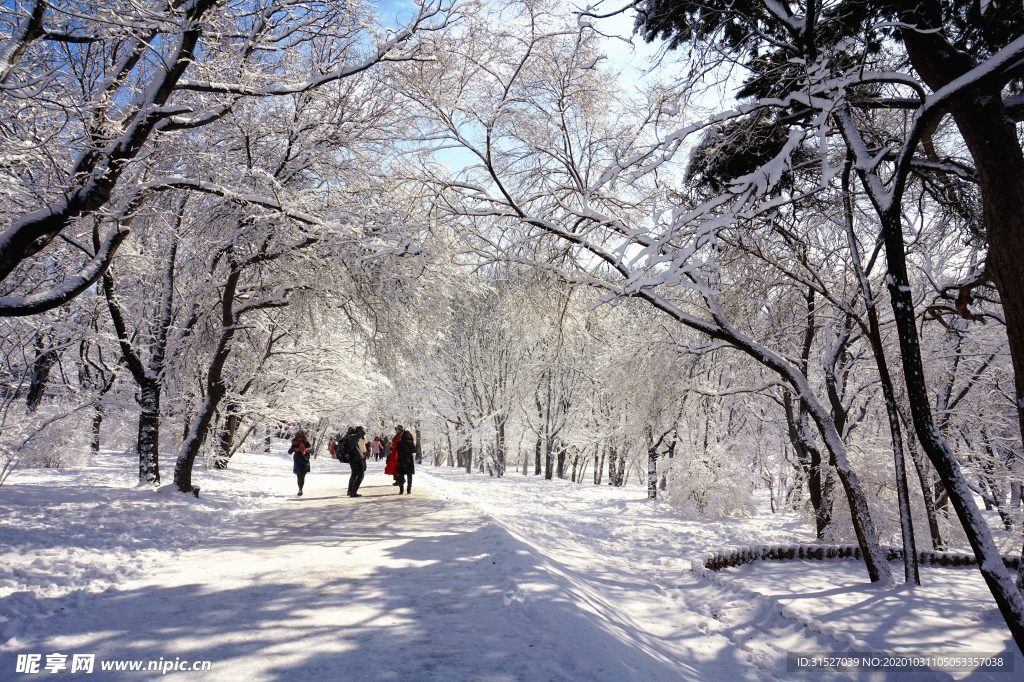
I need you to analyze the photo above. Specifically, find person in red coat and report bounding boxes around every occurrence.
[384,427,401,485]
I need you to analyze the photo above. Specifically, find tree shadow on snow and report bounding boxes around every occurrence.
[5,481,793,681]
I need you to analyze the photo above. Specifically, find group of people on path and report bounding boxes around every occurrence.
[288,425,416,498]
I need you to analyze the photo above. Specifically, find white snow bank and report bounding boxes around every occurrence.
[420,466,1021,679]
[721,559,1014,658]
[0,446,296,646]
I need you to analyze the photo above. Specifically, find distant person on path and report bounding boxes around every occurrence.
[385,430,400,484]
[289,431,312,497]
[344,426,367,497]
[370,436,382,461]
[397,426,416,495]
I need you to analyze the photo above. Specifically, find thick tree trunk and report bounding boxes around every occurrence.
[137,379,160,484]
[214,408,241,469]
[25,334,59,412]
[103,235,176,486]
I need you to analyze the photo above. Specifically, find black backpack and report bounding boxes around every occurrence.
[341,434,360,463]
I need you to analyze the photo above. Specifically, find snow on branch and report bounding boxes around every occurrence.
[176,1,455,97]
[0,227,129,317]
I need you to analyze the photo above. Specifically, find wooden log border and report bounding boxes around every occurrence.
[696,544,1021,572]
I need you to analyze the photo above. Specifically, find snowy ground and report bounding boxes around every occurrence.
[0,446,1019,680]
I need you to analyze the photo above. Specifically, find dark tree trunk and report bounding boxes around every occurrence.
[842,164,919,584]
[494,418,505,477]
[784,392,830,538]
[137,380,160,483]
[648,445,658,499]
[25,334,60,412]
[91,407,103,454]
[103,234,177,485]
[214,408,241,469]
[534,436,542,475]
[912,434,945,550]
[174,267,239,493]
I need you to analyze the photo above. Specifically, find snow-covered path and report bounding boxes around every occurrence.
[4,452,1014,680]
[5,460,842,681]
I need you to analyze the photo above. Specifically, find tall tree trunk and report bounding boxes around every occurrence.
[214,407,241,469]
[647,432,658,499]
[784,392,829,538]
[899,404,946,550]
[103,234,177,485]
[607,445,618,486]
[137,379,160,483]
[25,333,60,412]
[174,265,241,493]
[842,164,919,584]
[90,407,103,454]
[493,418,504,477]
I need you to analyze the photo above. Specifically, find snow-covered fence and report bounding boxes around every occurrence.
[695,544,1021,572]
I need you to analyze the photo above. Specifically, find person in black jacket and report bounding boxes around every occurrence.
[289,431,312,497]
[344,426,367,497]
[396,426,416,495]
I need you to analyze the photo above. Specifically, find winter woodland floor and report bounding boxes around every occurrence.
[0,443,1020,680]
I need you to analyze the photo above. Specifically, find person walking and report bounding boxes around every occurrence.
[289,431,312,497]
[370,436,382,461]
[396,425,416,495]
[385,430,399,484]
[344,426,367,497]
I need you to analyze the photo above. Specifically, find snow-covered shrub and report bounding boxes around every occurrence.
[1,402,91,473]
[663,443,757,517]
